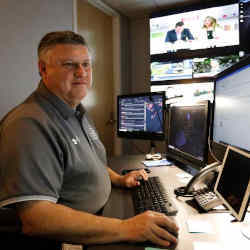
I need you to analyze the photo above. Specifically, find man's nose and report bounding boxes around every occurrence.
[75,64,87,77]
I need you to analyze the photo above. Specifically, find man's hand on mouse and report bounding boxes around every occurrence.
[120,169,148,188]
[121,211,179,247]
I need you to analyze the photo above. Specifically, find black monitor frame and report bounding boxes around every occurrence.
[214,146,250,221]
[166,100,210,170]
[117,92,166,141]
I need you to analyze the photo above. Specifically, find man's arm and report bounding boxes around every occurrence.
[186,29,194,40]
[106,167,148,188]
[17,200,178,247]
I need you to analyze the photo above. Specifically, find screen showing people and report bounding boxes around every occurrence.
[118,93,164,135]
[150,3,239,54]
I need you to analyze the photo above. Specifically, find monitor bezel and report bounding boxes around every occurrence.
[214,146,250,221]
[166,100,210,169]
[117,91,166,141]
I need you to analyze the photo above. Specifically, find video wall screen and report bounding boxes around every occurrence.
[151,60,193,81]
[193,54,240,78]
[151,82,214,104]
[150,2,239,55]
[151,54,241,82]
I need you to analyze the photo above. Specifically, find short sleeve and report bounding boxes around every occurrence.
[0,116,64,207]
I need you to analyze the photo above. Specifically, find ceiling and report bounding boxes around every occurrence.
[99,0,214,19]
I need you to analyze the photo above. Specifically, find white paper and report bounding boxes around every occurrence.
[193,241,221,250]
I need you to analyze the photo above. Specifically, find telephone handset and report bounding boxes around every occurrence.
[185,162,220,194]
[175,162,223,211]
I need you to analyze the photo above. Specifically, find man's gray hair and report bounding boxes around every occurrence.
[38,31,88,59]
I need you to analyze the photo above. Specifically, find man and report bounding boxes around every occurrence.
[165,21,194,44]
[0,31,178,248]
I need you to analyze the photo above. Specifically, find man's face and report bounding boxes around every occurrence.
[175,25,184,34]
[40,44,92,108]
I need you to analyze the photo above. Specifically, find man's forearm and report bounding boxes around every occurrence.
[106,167,124,187]
[17,201,126,245]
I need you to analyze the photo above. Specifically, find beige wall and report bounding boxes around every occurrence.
[77,0,115,156]
[130,17,151,94]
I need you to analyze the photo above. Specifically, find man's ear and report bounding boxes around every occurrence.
[38,60,46,77]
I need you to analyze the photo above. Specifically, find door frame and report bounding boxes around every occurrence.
[73,0,123,156]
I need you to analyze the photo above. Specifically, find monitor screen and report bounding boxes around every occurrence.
[213,55,250,152]
[151,59,193,81]
[167,101,210,168]
[193,54,240,78]
[117,92,165,140]
[214,146,250,221]
[151,82,214,104]
[150,1,243,56]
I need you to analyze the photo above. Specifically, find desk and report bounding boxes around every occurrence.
[87,154,249,250]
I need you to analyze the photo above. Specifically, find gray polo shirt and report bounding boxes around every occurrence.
[0,82,111,214]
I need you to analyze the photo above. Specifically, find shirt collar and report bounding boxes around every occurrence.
[36,81,86,120]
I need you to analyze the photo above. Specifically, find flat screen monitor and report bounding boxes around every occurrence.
[214,146,250,221]
[117,92,165,140]
[151,59,193,82]
[151,54,240,83]
[213,55,250,152]
[151,82,214,104]
[193,54,241,78]
[167,101,210,169]
[150,0,250,57]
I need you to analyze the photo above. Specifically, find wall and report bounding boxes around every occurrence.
[130,17,151,94]
[126,17,166,155]
[0,0,73,119]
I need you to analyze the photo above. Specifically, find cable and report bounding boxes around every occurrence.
[207,102,221,163]
[208,126,221,163]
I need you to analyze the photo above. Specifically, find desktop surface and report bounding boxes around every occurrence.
[86,154,249,250]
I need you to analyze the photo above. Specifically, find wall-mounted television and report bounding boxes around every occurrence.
[150,54,240,82]
[150,0,250,59]
[151,59,193,82]
[193,54,240,78]
[151,82,214,104]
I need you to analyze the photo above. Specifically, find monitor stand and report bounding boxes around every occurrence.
[145,141,162,160]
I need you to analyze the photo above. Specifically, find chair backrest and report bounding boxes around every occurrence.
[0,207,21,232]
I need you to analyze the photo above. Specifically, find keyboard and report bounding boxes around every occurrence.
[132,176,178,216]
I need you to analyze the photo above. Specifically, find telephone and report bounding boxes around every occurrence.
[175,162,223,211]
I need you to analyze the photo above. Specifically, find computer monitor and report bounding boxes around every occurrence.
[151,82,214,104]
[214,146,250,222]
[167,101,210,169]
[150,0,245,56]
[117,92,165,141]
[213,55,250,155]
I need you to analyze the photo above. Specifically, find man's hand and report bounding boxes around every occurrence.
[121,211,179,247]
[120,169,148,188]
